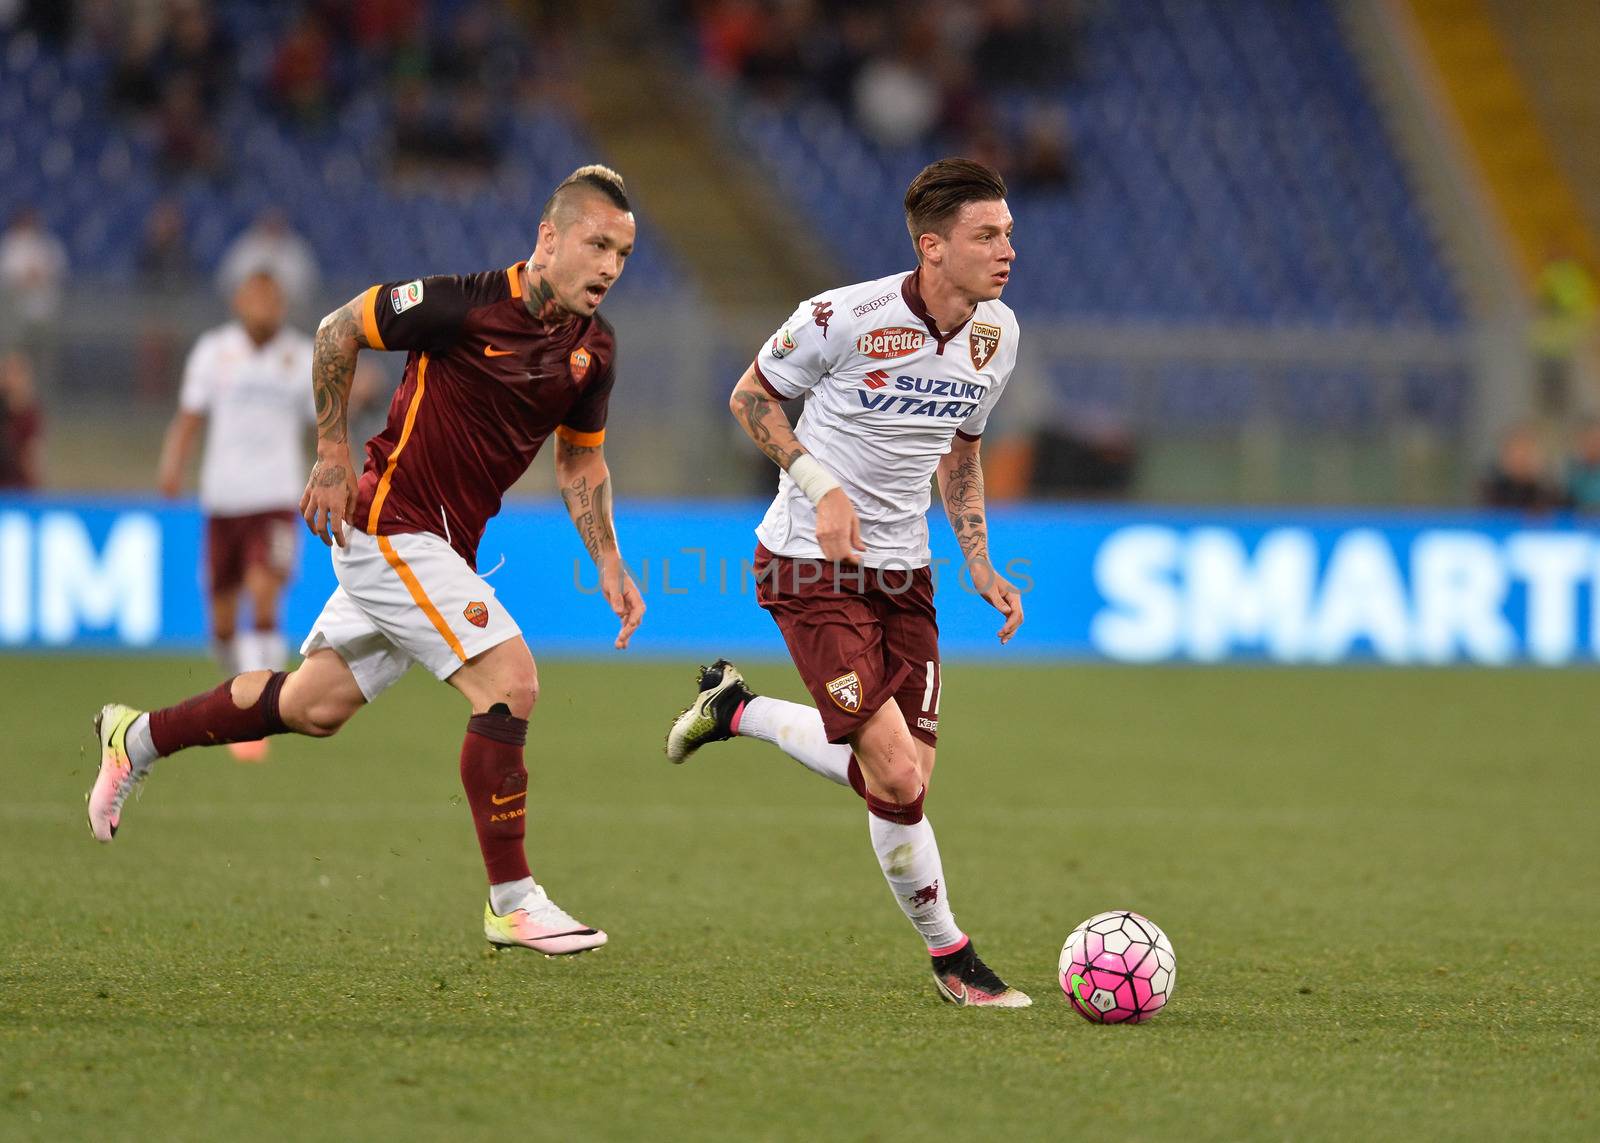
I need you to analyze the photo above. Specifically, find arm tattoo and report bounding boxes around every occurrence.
[556,435,602,461]
[731,389,803,469]
[942,452,990,563]
[560,472,618,563]
[313,304,360,446]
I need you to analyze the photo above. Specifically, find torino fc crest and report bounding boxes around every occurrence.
[826,671,862,713]
[969,322,1001,370]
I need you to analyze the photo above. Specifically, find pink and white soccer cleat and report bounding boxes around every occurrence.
[483,884,608,957]
[87,703,147,842]
[930,939,1032,1008]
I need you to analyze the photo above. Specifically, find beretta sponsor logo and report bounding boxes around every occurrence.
[856,326,927,360]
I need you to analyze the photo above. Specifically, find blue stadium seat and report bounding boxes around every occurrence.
[732,0,1461,332]
[0,12,687,296]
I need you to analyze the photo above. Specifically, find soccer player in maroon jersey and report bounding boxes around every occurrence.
[89,166,645,956]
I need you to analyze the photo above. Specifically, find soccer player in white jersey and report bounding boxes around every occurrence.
[157,270,314,761]
[667,158,1030,1006]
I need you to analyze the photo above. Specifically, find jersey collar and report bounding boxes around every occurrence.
[901,269,974,356]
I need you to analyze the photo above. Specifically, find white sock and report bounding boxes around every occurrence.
[737,696,853,786]
[869,813,964,952]
[212,637,237,676]
[490,876,534,915]
[236,631,289,673]
[126,713,159,773]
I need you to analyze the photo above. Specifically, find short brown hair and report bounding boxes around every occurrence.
[904,158,1007,260]
[540,164,631,224]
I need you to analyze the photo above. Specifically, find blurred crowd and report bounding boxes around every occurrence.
[13,0,544,181]
[687,0,1085,190]
[1480,422,1600,514]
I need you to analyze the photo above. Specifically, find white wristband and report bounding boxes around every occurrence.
[788,453,842,506]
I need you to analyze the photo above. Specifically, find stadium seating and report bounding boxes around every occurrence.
[0,10,682,295]
[730,0,1463,331]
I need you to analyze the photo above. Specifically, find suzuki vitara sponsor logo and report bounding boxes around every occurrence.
[856,326,927,360]
[856,375,984,418]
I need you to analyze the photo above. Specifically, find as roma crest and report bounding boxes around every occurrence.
[825,671,862,713]
[463,601,489,629]
[969,322,1002,371]
[569,346,592,380]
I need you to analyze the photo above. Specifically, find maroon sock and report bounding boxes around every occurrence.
[460,708,533,885]
[866,785,925,825]
[148,672,289,757]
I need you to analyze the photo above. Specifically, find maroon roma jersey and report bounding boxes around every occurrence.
[350,263,617,568]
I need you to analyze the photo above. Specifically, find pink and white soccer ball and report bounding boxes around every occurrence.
[1059,911,1176,1024]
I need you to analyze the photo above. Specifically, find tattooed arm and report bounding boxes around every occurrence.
[299,294,373,548]
[729,363,863,563]
[728,364,807,470]
[554,433,644,649]
[936,434,1024,644]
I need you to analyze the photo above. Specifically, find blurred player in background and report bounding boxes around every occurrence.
[90,166,645,956]
[667,158,1029,1006]
[156,270,312,761]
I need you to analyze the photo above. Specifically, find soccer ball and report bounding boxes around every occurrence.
[1059,910,1176,1024]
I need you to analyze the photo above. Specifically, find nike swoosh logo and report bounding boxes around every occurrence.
[942,979,967,1004]
[1068,972,1096,1019]
[484,345,514,357]
[490,791,527,806]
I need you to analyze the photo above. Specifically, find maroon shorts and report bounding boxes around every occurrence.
[753,543,942,747]
[206,510,299,594]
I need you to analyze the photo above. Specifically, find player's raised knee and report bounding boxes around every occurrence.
[872,758,924,805]
[291,691,359,737]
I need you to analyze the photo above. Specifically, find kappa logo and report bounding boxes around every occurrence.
[390,280,424,314]
[917,716,938,733]
[863,369,890,390]
[907,881,940,908]
[825,671,862,713]
[856,326,927,360]
[463,601,489,628]
[569,346,592,380]
[770,327,797,359]
[812,300,833,338]
[969,321,1002,370]
[851,291,897,318]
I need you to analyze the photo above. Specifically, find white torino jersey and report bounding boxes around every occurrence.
[179,322,315,515]
[752,270,1019,567]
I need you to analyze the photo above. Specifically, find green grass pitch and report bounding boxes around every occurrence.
[2,657,1596,1141]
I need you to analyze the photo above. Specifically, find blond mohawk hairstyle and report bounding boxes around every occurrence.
[540,164,631,223]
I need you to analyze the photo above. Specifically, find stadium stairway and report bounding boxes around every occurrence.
[571,5,841,314]
[1401,0,1600,284]
[1482,0,1600,244]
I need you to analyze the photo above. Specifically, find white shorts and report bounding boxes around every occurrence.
[300,528,521,700]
